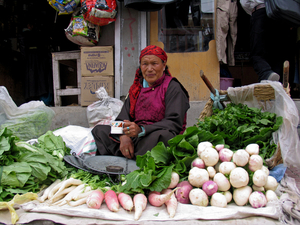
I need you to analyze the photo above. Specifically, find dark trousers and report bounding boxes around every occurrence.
[250,8,292,81]
[92,125,175,159]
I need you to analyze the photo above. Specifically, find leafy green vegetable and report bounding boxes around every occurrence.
[196,103,282,159]
[0,129,69,202]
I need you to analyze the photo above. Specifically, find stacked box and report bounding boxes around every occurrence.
[80,46,114,106]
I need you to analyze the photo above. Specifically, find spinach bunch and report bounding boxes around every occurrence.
[0,128,70,202]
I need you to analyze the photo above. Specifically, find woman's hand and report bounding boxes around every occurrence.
[119,135,134,159]
[123,120,142,137]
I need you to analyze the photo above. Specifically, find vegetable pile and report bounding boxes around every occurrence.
[0,128,70,202]
[184,141,279,208]
[0,102,284,222]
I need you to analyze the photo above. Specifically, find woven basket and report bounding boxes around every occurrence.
[198,84,283,169]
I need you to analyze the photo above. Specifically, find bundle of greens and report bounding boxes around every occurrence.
[196,103,283,160]
[0,128,70,202]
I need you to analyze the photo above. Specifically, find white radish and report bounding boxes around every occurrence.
[189,188,208,206]
[47,179,66,200]
[68,196,88,207]
[224,191,232,203]
[265,190,278,202]
[252,184,265,192]
[229,167,249,188]
[49,185,77,204]
[210,192,227,208]
[233,185,252,206]
[245,143,259,155]
[248,155,263,172]
[148,188,178,207]
[264,176,278,191]
[51,178,82,201]
[261,165,270,176]
[215,144,224,151]
[214,161,221,172]
[191,157,205,169]
[232,149,249,167]
[213,172,231,191]
[162,189,178,218]
[249,191,267,208]
[207,166,216,178]
[133,193,147,221]
[219,148,233,162]
[219,162,236,175]
[253,169,268,187]
[38,179,61,203]
[188,167,209,188]
[118,192,134,211]
[197,141,213,157]
[86,190,104,209]
[200,147,219,166]
[168,172,180,189]
[52,183,85,206]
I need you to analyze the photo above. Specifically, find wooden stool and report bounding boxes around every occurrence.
[52,50,81,106]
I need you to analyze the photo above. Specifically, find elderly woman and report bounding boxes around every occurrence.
[92,45,190,159]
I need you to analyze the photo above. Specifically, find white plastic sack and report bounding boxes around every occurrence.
[53,125,96,159]
[87,87,123,127]
[0,86,55,141]
[227,81,300,168]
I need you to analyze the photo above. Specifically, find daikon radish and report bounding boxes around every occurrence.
[86,190,104,209]
[51,178,82,201]
[133,193,147,221]
[73,186,92,201]
[47,179,66,200]
[105,190,119,212]
[53,184,85,206]
[148,188,178,207]
[162,189,178,218]
[68,197,88,207]
[38,179,61,203]
[49,185,77,204]
[118,192,133,211]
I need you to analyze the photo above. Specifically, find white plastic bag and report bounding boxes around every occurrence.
[227,81,300,168]
[86,87,123,127]
[53,125,96,159]
[0,86,55,141]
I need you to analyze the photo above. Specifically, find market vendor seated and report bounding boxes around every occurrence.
[92,45,190,159]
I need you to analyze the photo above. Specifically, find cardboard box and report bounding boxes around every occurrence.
[81,76,114,106]
[81,46,114,76]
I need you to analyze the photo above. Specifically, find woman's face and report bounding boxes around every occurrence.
[140,55,166,86]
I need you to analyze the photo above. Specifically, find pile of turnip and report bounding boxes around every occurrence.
[172,142,279,208]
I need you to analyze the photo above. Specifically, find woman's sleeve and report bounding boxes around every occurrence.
[115,95,132,121]
[143,79,190,135]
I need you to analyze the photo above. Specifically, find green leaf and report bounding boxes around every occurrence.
[149,165,174,192]
[151,142,172,165]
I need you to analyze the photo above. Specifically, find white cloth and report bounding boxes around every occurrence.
[240,0,265,15]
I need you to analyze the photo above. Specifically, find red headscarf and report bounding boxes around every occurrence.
[128,45,170,119]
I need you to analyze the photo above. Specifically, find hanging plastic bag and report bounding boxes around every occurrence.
[86,87,123,127]
[0,86,55,141]
[227,81,300,168]
[48,0,80,15]
[65,8,100,46]
[80,0,117,26]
